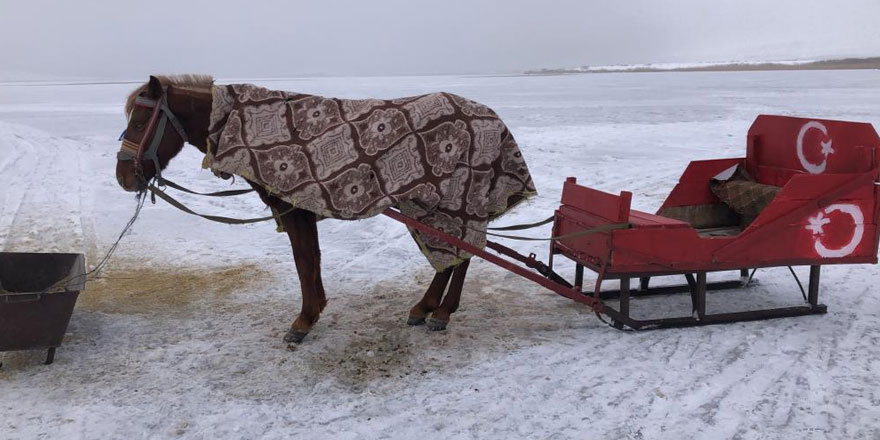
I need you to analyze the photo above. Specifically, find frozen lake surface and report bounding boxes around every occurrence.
[1,70,879,439]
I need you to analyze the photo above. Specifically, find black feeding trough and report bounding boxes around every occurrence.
[0,252,85,365]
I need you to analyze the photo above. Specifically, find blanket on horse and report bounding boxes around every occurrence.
[205,84,536,270]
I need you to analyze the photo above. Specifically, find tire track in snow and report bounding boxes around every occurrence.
[76,142,99,264]
[1,125,85,254]
[0,132,38,250]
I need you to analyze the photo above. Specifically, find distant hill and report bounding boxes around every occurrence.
[525,57,880,75]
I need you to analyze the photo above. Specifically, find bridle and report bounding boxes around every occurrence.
[118,91,188,185]
[115,85,286,225]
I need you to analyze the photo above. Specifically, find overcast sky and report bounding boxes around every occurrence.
[1,0,878,79]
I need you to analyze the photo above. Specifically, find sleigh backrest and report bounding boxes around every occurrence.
[560,177,632,223]
[745,115,880,187]
[721,116,880,261]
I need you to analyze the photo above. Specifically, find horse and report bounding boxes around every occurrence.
[116,75,535,343]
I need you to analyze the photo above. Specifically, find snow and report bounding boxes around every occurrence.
[573,59,820,72]
[1,70,880,439]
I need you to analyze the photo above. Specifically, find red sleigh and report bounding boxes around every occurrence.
[387,115,880,329]
[549,115,880,328]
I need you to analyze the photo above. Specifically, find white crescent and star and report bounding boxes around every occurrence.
[796,121,834,174]
[805,203,865,258]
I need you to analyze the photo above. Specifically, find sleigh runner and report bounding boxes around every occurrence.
[385,115,880,329]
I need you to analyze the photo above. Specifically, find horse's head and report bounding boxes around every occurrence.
[116,76,189,192]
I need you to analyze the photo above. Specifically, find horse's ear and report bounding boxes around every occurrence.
[147,75,163,97]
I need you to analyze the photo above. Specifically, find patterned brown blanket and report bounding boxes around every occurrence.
[205,84,536,270]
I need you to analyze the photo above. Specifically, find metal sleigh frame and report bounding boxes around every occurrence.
[384,208,827,330]
[383,115,880,330]
[567,265,826,330]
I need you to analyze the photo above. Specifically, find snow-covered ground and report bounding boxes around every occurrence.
[541,58,822,73]
[1,71,879,439]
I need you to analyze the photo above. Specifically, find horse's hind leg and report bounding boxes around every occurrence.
[407,267,453,326]
[427,259,471,331]
[280,209,327,343]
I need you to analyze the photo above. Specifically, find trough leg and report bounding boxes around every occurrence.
[574,264,584,291]
[45,347,56,365]
[808,265,821,307]
[639,277,650,292]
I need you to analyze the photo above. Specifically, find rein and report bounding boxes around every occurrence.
[146,183,295,225]
[159,177,254,197]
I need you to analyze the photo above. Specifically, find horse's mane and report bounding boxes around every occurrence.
[125,74,214,115]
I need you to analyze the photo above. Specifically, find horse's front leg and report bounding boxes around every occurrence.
[279,209,327,343]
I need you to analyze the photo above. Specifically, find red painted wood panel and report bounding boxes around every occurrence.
[747,115,879,182]
[560,179,630,222]
[553,206,613,269]
[628,210,689,228]
[554,115,880,276]
[659,158,743,209]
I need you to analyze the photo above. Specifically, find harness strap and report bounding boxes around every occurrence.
[134,96,157,106]
[117,150,137,161]
[159,177,255,197]
[143,113,168,180]
[486,215,555,231]
[475,222,630,242]
[120,138,139,156]
[465,214,626,241]
[159,98,188,142]
[147,184,294,224]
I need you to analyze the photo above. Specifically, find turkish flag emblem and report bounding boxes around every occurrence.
[805,203,865,258]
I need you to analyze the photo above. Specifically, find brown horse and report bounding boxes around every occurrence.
[116,75,529,343]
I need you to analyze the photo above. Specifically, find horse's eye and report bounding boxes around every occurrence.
[134,123,145,130]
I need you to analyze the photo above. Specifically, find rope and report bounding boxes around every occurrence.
[3,181,284,296]
[86,191,148,280]
[2,181,284,296]
[2,191,150,296]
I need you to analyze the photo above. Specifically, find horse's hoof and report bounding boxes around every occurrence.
[426,318,448,331]
[284,329,309,343]
[407,316,426,326]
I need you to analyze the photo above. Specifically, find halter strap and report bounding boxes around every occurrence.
[138,96,188,143]
[118,89,189,185]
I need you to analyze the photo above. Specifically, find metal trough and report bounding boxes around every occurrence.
[0,252,85,364]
